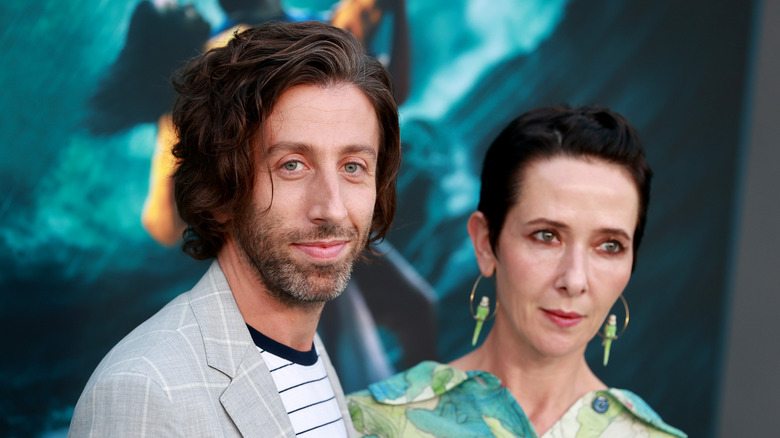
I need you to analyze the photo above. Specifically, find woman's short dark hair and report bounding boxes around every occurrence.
[478,105,652,269]
[171,21,401,260]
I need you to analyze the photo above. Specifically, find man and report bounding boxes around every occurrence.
[69,21,400,437]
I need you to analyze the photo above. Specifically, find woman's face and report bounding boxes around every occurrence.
[469,155,639,360]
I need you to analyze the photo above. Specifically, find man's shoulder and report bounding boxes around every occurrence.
[69,262,275,437]
[87,290,204,385]
[83,261,250,386]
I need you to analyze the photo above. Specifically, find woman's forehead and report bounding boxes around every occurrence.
[510,156,640,229]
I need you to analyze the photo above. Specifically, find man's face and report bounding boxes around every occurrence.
[233,83,380,306]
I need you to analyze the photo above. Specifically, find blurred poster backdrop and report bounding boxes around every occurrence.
[0,0,753,436]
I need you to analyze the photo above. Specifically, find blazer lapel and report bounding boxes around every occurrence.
[189,261,294,437]
[220,348,294,437]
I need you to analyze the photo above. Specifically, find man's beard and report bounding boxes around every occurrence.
[233,202,370,307]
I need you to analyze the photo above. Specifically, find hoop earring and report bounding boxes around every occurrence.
[597,294,629,366]
[470,274,499,346]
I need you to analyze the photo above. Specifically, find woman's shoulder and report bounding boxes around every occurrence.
[348,361,470,406]
[543,388,686,438]
[598,388,687,438]
[347,361,536,437]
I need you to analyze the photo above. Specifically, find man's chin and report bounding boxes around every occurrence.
[302,270,352,298]
[256,242,362,306]
[277,282,346,307]
[264,264,353,306]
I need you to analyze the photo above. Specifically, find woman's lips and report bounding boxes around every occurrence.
[542,309,584,328]
[292,240,348,261]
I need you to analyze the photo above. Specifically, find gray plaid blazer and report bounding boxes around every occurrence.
[68,261,356,437]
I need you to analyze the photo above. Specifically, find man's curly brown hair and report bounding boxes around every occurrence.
[171,21,401,260]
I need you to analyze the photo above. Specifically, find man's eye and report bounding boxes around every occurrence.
[599,240,624,254]
[344,163,361,173]
[283,161,301,171]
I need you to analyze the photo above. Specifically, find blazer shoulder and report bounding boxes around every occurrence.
[86,291,206,387]
[69,365,183,437]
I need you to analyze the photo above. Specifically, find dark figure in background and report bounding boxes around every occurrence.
[70,21,400,436]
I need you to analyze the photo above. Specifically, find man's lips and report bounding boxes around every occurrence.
[292,240,349,261]
[542,309,584,328]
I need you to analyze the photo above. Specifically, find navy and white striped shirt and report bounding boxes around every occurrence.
[247,325,347,437]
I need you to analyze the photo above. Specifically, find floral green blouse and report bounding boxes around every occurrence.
[347,361,686,438]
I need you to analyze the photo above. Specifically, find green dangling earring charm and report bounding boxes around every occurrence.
[469,274,499,346]
[472,296,491,346]
[597,294,629,366]
[602,315,617,366]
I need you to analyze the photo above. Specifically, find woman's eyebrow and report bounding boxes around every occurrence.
[524,219,632,240]
[525,218,569,229]
[596,227,632,241]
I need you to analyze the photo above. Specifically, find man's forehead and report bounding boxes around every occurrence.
[258,84,381,157]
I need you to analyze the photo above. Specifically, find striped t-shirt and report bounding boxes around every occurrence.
[246,325,348,437]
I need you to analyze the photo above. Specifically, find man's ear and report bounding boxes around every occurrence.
[467,211,497,277]
[213,209,232,226]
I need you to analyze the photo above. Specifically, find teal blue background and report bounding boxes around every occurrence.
[0,0,754,436]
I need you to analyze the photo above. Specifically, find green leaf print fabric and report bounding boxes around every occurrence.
[347,361,686,438]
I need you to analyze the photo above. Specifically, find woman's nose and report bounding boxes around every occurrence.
[555,246,589,296]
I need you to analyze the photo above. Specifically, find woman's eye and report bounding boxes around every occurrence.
[283,161,301,171]
[533,230,557,242]
[344,163,361,174]
[599,240,624,254]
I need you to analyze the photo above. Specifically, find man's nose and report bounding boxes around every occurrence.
[307,170,348,225]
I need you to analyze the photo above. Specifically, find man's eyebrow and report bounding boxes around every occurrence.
[265,142,378,160]
[342,144,378,161]
[265,142,313,157]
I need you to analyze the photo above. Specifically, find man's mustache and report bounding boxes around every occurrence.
[288,224,359,241]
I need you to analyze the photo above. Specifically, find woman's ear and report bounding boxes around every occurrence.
[467,211,497,278]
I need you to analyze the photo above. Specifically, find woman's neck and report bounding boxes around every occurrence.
[450,328,605,435]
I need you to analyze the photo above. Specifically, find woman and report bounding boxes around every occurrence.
[348,105,686,437]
